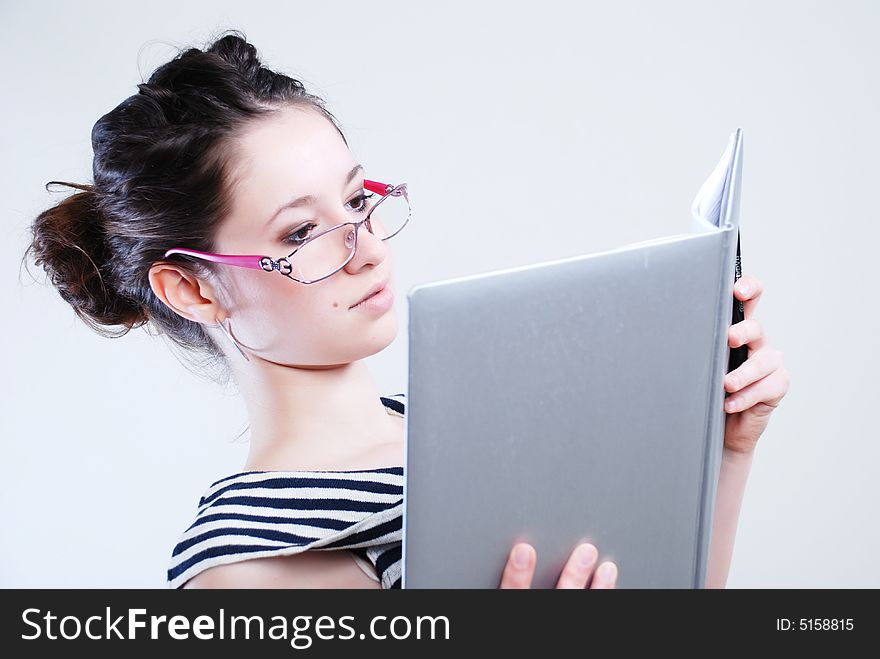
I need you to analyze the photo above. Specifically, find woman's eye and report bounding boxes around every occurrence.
[284,222,317,246]
[349,191,375,213]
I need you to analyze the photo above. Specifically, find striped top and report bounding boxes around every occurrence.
[167,393,406,589]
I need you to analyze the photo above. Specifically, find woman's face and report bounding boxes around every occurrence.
[210,105,398,367]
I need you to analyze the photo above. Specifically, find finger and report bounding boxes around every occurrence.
[589,561,619,589]
[728,317,766,352]
[724,365,790,414]
[734,274,763,319]
[555,543,598,589]
[499,543,536,589]
[724,347,783,394]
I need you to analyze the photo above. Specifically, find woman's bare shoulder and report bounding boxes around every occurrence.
[182,550,381,589]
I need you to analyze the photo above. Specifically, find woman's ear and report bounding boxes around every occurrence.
[148,262,227,325]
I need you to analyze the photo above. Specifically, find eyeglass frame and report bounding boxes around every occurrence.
[162,179,409,284]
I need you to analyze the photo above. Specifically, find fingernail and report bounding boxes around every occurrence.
[513,544,530,569]
[577,544,597,568]
[599,562,617,581]
[726,398,738,412]
[738,283,750,296]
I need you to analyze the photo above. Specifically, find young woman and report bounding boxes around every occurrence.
[24,30,789,590]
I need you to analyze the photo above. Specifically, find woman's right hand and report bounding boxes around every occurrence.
[499,542,618,588]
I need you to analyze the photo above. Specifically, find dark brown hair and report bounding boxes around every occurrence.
[22,29,347,385]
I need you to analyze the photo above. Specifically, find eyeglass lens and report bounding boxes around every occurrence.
[287,189,410,282]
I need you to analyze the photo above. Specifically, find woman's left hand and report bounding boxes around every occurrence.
[722,274,790,454]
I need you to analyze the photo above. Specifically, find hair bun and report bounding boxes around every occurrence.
[26,181,146,335]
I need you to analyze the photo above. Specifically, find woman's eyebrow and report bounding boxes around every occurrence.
[264,164,364,228]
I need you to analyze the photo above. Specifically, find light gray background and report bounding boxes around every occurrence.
[2,0,876,588]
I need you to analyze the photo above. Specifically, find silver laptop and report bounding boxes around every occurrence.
[401,129,743,588]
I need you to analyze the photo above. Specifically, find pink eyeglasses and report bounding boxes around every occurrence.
[163,179,410,284]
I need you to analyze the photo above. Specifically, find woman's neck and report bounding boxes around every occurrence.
[232,358,403,472]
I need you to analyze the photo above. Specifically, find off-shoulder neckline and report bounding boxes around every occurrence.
[206,465,404,490]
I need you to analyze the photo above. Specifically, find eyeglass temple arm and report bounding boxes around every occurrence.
[163,179,395,268]
[161,248,266,270]
[363,179,394,196]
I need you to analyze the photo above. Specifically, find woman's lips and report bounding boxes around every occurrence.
[350,284,394,313]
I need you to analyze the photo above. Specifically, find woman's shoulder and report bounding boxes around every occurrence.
[182,547,382,589]
[168,467,404,588]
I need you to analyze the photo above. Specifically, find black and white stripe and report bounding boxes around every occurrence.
[167,393,406,589]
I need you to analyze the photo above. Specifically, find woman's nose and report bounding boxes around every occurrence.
[343,219,387,272]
